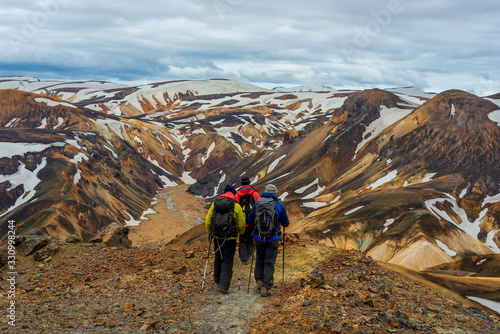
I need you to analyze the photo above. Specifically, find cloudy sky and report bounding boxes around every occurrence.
[1,0,499,94]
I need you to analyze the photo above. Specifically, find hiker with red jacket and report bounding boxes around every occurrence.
[247,184,289,297]
[205,184,246,294]
[235,175,260,263]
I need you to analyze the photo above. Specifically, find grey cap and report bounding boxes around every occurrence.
[265,184,278,195]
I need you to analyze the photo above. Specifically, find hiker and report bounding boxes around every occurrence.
[247,184,289,297]
[205,184,246,294]
[235,175,260,263]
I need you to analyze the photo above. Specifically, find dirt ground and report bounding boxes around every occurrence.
[128,184,208,248]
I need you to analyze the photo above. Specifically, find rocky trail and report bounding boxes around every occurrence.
[2,185,500,333]
[2,237,500,333]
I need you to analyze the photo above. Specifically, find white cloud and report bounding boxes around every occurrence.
[0,0,499,94]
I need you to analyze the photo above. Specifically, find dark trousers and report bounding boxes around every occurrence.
[213,238,237,290]
[239,236,255,262]
[254,240,279,289]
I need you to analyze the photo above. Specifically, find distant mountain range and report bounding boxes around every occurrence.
[1,76,500,272]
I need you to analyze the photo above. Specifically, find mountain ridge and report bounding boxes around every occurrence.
[1,76,499,273]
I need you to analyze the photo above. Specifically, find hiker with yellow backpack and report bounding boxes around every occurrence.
[204,184,246,294]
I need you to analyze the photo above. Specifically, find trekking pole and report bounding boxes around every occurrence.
[238,257,241,290]
[282,227,285,283]
[246,249,255,294]
[201,236,212,291]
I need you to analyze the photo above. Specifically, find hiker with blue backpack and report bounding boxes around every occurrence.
[235,175,260,263]
[247,184,290,297]
[205,184,246,294]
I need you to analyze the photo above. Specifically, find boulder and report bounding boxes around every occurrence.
[300,266,325,289]
[33,240,60,262]
[90,222,132,248]
[15,235,59,256]
[65,235,84,244]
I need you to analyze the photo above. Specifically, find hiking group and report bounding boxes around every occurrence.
[204,175,290,297]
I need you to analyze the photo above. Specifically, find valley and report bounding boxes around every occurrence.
[1,76,500,328]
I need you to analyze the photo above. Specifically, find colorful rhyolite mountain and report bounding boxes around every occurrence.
[1,76,500,273]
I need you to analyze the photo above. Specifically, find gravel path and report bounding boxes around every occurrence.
[193,285,263,333]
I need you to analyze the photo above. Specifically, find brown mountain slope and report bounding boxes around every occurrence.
[428,254,500,277]
[0,127,167,243]
[2,80,500,275]
[189,89,500,270]
[3,242,498,333]
[293,90,500,269]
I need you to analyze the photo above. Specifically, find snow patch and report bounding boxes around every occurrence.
[92,119,129,140]
[301,202,327,209]
[160,175,178,188]
[487,109,500,126]
[266,172,293,184]
[124,211,141,226]
[104,145,118,159]
[385,87,436,99]
[53,117,64,129]
[295,178,320,194]
[485,230,500,253]
[210,119,225,125]
[345,206,364,215]
[302,179,326,200]
[278,191,288,201]
[5,118,20,127]
[71,169,81,185]
[35,97,77,108]
[450,104,456,117]
[366,170,398,190]
[69,152,89,164]
[191,128,206,135]
[36,118,47,129]
[466,296,500,314]
[0,158,47,218]
[354,106,412,158]
[476,259,487,266]
[179,171,196,184]
[421,172,436,183]
[482,188,500,207]
[140,208,157,220]
[330,195,341,204]
[267,154,286,174]
[425,193,486,239]
[435,239,457,257]
[459,182,470,198]
[384,218,395,227]
[201,142,216,165]
[212,172,226,197]
[134,135,143,144]
[0,142,63,159]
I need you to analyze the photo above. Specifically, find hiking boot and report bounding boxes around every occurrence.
[217,284,229,294]
[260,287,271,297]
[218,286,229,294]
[256,280,263,291]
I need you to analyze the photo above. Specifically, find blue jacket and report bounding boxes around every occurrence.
[247,192,290,242]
